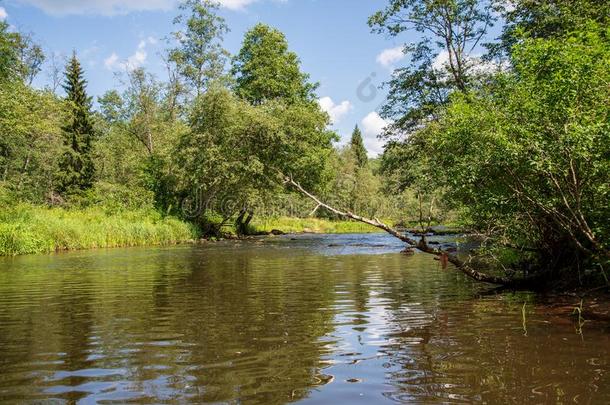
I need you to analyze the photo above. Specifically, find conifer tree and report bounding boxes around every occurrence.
[350,125,368,168]
[58,52,95,193]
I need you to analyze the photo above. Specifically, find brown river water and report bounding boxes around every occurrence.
[0,234,608,404]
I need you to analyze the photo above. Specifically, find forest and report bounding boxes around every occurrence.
[0,0,608,290]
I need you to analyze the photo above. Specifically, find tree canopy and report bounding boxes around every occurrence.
[369,0,500,134]
[168,0,230,99]
[232,23,318,105]
[372,0,610,284]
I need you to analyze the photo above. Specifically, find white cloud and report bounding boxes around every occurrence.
[504,1,517,13]
[218,0,288,10]
[126,49,147,70]
[432,50,451,72]
[361,112,390,157]
[104,37,156,71]
[78,44,101,67]
[469,56,510,76]
[15,0,275,15]
[219,0,258,10]
[104,52,119,70]
[432,50,508,79]
[376,46,405,68]
[318,97,352,124]
[0,7,7,20]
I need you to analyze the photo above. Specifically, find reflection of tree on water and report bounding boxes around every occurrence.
[0,248,338,403]
[0,258,100,404]
[55,269,96,404]
[143,249,339,403]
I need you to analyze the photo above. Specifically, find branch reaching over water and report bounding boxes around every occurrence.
[285,176,532,287]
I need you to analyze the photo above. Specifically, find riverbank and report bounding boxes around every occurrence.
[0,206,393,256]
[0,204,199,256]
[251,217,471,236]
[251,217,386,235]
[0,206,465,257]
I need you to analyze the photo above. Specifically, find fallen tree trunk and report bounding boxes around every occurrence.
[285,176,535,287]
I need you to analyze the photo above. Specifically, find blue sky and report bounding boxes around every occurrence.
[0,0,425,156]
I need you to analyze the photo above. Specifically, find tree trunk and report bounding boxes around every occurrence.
[244,211,254,227]
[17,153,31,190]
[235,207,255,236]
[235,207,247,236]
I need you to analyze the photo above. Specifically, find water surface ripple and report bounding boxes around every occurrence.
[0,234,607,403]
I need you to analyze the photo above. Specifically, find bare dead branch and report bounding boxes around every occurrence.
[285,176,535,286]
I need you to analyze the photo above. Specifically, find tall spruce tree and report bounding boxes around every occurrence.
[58,52,95,193]
[350,125,368,168]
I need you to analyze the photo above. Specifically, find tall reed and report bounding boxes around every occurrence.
[0,204,199,256]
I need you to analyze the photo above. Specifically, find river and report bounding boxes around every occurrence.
[0,234,607,403]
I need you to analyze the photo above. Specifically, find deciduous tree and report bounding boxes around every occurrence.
[232,23,318,105]
[167,0,229,99]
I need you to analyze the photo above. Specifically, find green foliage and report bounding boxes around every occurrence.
[76,182,156,213]
[493,0,610,57]
[92,116,145,188]
[380,129,455,230]
[0,80,66,201]
[175,86,270,227]
[251,217,383,235]
[175,86,335,233]
[0,25,59,202]
[350,125,368,168]
[370,0,609,284]
[168,0,229,98]
[369,0,500,133]
[58,53,95,194]
[1,6,405,254]
[418,22,610,275]
[95,68,188,212]
[0,22,44,83]
[232,23,318,104]
[0,204,198,256]
[264,100,336,190]
[0,22,19,81]
[323,147,436,224]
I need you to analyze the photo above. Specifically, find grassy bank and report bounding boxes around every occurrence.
[0,204,199,256]
[251,217,386,235]
[250,217,471,236]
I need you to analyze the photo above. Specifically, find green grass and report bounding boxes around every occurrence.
[251,217,386,235]
[0,204,199,256]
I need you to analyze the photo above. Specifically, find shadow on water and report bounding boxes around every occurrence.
[0,234,608,403]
